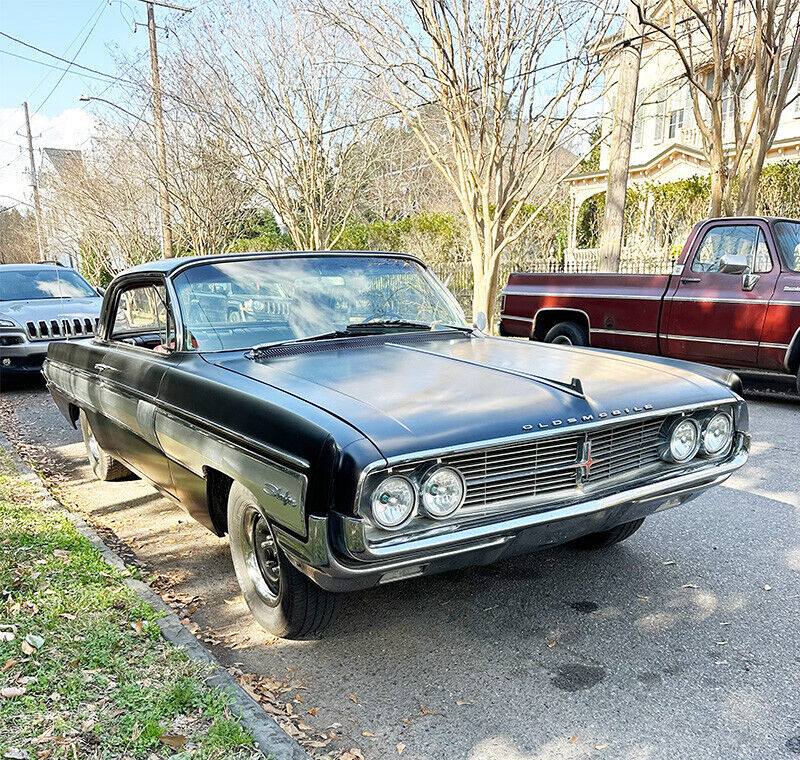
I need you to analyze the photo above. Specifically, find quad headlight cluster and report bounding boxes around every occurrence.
[369,466,466,530]
[661,410,734,464]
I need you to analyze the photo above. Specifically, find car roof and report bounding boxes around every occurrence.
[0,263,80,272]
[120,250,428,278]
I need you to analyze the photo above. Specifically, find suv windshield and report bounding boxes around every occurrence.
[171,255,465,352]
[774,221,800,272]
[0,268,97,301]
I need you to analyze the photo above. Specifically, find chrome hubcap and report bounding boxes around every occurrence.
[241,506,280,603]
[87,428,100,461]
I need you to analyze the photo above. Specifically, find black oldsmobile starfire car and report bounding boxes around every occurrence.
[44,252,749,637]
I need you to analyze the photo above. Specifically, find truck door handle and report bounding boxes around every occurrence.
[94,363,117,374]
[680,277,701,284]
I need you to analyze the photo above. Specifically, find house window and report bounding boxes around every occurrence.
[668,109,684,139]
[654,87,667,144]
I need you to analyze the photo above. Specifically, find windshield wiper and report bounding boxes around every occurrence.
[345,319,433,331]
[249,329,351,355]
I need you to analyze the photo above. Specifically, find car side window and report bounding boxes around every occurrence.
[110,283,176,351]
[691,225,772,274]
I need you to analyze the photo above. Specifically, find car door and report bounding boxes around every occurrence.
[662,221,779,367]
[90,277,176,493]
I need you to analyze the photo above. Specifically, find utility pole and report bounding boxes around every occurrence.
[599,0,644,272]
[146,1,174,258]
[22,101,46,261]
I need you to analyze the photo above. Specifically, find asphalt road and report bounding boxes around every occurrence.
[1,380,799,760]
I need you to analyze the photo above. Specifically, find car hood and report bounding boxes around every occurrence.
[212,334,737,460]
[0,297,102,324]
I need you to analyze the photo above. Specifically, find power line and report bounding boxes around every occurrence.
[0,30,136,84]
[0,48,127,85]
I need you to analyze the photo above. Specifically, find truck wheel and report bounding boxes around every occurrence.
[543,321,588,346]
[571,518,645,549]
[227,481,340,639]
[79,410,130,481]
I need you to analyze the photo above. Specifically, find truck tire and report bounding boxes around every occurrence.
[80,410,130,482]
[543,321,588,346]
[227,481,340,639]
[571,518,645,549]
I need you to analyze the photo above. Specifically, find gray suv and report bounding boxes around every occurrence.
[0,263,102,377]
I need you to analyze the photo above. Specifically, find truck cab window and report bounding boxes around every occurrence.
[111,283,175,351]
[692,225,772,274]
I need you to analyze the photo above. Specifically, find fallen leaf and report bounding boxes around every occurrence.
[21,641,35,656]
[133,620,143,635]
[396,743,405,755]
[568,736,578,743]
[158,734,187,749]
[763,585,772,591]
[58,613,76,621]
[308,707,319,716]
[595,744,609,750]
[362,731,376,738]
[25,634,44,650]
[455,700,472,706]
[0,632,15,643]
[349,694,359,704]
[4,747,28,759]
[714,660,729,665]
[295,694,303,703]
[1,686,26,698]
[53,549,70,560]
[547,641,556,648]
[2,659,17,673]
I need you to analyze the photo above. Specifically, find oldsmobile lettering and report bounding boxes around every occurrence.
[43,251,749,639]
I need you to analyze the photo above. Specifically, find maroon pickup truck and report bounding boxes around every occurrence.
[500,217,800,391]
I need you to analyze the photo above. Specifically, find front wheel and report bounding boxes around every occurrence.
[80,411,129,481]
[571,518,645,549]
[227,482,340,638]
[543,321,588,346]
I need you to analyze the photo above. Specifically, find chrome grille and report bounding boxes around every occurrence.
[25,317,98,341]
[418,417,667,510]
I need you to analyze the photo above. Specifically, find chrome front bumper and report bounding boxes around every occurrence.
[275,439,749,592]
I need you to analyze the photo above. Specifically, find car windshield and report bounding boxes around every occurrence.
[171,255,466,352]
[0,268,97,301]
[774,221,800,272]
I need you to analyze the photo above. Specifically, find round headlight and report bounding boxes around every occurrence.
[668,418,700,462]
[370,476,415,529]
[421,466,465,519]
[702,412,733,455]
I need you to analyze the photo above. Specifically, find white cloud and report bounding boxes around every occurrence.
[0,107,95,210]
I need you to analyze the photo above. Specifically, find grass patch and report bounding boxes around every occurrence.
[0,449,260,760]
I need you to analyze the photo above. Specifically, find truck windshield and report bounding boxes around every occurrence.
[0,268,97,301]
[171,255,466,352]
[774,222,800,272]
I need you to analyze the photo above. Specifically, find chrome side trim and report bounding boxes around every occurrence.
[590,328,659,339]
[664,334,762,347]
[499,313,533,323]
[502,289,663,301]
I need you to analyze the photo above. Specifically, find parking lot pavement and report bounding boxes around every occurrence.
[1,381,798,760]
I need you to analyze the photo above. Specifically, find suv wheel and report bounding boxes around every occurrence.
[543,321,588,346]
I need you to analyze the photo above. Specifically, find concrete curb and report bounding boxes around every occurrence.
[0,433,310,760]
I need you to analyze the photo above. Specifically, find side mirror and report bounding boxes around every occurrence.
[718,253,749,275]
[473,311,488,332]
[96,286,106,297]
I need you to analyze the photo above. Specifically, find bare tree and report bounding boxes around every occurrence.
[168,0,381,251]
[320,0,615,325]
[638,0,800,216]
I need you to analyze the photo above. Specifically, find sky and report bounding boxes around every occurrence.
[0,0,187,209]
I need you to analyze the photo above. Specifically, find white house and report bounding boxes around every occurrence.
[565,5,800,255]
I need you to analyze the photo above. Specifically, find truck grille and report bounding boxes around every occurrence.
[26,318,98,341]
[425,417,666,510]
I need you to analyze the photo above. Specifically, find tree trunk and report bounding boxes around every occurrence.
[737,131,770,216]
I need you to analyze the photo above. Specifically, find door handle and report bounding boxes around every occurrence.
[94,362,118,374]
[680,277,701,284]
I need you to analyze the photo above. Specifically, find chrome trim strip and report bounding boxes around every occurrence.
[590,328,659,339]
[502,289,663,301]
[761,341,792,350]
[499,313,533,323]
[784,286,800,292]
[664,334,760,347]
[343,449,748,561]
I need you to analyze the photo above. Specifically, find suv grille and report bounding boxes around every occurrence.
[412,417,667,510]
[26,318,98,341]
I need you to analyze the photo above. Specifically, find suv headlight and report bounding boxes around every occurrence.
[370,476,416,529]
[421,466,465,519]
[701,412,733,456]
[663,418,700,463]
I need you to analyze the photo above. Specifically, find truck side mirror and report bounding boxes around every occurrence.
[718,253,750,274]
